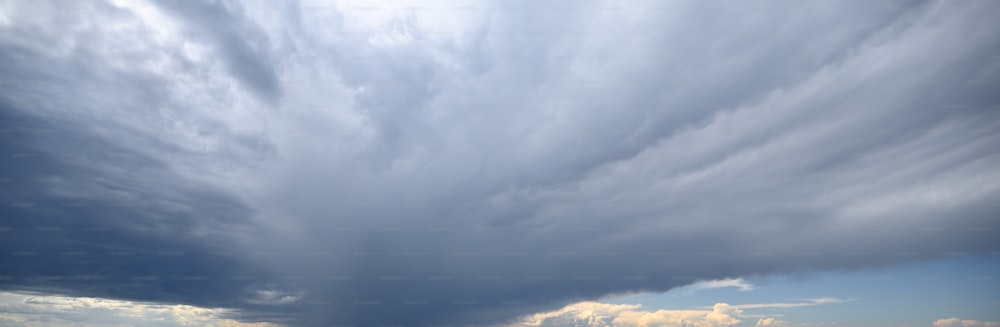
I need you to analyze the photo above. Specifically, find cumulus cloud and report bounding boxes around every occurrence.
[934,318,1000,327]
[1,0,998,325]
[754,317,784,327]
[517,297,841,327]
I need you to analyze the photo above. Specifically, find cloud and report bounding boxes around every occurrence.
[934,318,1000,327]
[148,0,283,102]
[246,289,304,306]
[517,301,744,327]
[517,297,843,327]
[680,278,757,293]
[730,298,846,310]
[1,0,998,325]
[0,292,277,327]
[754,317,785,327]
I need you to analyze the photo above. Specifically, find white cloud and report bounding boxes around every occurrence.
[933,318,1000,327]
[517,301,743,327]
[755,317,786,326]
[516,297,844,327]
[681,278,757,292]
[730,297,846,310]
[246,289,303,306]
[0,292,277,327]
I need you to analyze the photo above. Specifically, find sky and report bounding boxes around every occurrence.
[0,0,998,326]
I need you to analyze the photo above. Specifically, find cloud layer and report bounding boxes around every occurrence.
[934,318,1000,327]
[1,0,999,325]
[0,292,277,327]
[517,297,839,327]
[519,301,745,327]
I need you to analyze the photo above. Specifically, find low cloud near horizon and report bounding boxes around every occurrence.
[516,296,845,327]
[934,318,1000,327]
[1,0,999,325]
[0,291,277,327]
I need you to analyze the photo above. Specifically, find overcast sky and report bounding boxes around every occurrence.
[1,0,999,326]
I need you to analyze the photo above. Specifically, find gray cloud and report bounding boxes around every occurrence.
[1,0,998,325]
[151,0,283,102]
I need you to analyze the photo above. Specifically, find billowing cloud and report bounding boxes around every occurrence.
[518,301,745,327]
[517,297,839,327]
[754,317,784,327]
[934,318,1000,327]
[1,0,998,325]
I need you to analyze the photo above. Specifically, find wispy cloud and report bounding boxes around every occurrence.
[934,318,1000,327]
[730,297,848,310]
[679,278,757,293]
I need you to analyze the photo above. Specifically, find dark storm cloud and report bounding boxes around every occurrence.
[0,109,263,308]
[1,0,999,326]
[0,1,279,319]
